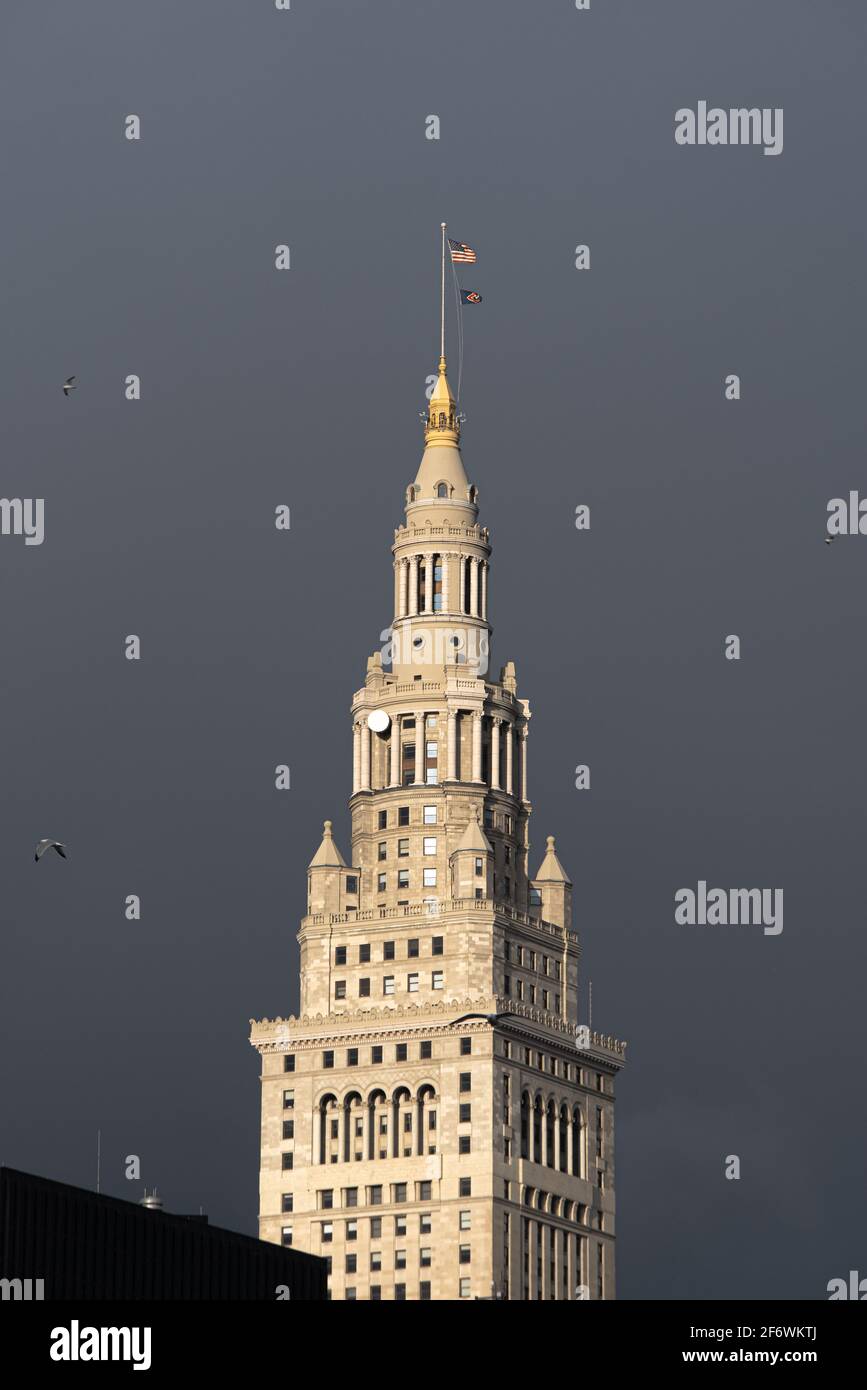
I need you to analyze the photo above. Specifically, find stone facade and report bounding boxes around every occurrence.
[250,353,626,1300]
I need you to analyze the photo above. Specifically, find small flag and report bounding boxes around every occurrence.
[449,238,477,264]
[461,289,483,304]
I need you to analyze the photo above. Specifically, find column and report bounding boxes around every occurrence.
[490,717,501,790]
[480,561,488,619]
[441,552,450,613]
[360,720,370,791]
[519,724,528,801]
[352,722,361,794]
[399,558,408,618]
[459,555,466,614]
[469,557,479,616]
[409,555,419,615]
[389,716,400,786]
[446,710,457,780]
[414,712,425,785]
[423,553,434,614]
[393,561,400,617]
[527,1221,537,1300]
[541,1225,550,1300]
[553,1227,562,1300]
[471,711,483,783]
[505,720,514,794]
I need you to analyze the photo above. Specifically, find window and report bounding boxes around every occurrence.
[504,974,511,995]
[377,872,386,892]
[283,1089,294,1109]
[321,1223,333,1243]
[323,1050,334,1068]
[432,936,443,956]
[359,979,370,998]
[395,1284,406,1301]
[345,1254,357,1274]
[459,1072,472,1093]
[459,1178,472,1197]
[484,808,493,829]
[395,1214,407,1236]
[378,841,387,860]
[335,946,347,966]
[393,1183,408,1204]
[420,1248,432,1268]
[398,838,409,858]
[347,1048,358,1067]
[395,1249,407,1270]
[459,1136,471,1154]
[384,941,395,961]
[420,1212,432,1233]
[424,805,437,824]
[370,1250,382,1271]
[459,1210,471,1231]
[460,1278,471,1299]
[319,1190,334,1209]
[372,1045,382,1064]
[420,1040,432,1059]
[475,857,483,875]
[432,970,443,990]
[460,1037,472,1056]
[370,1285,381,1300]
[368,1185,382,1205]
[383,976,395,996]
[370,1216,382,1237]
[408,938,419,958]
[282,1193,293,1213]
[346,1219,357,1240]
[378,810,388,829]
[418,1180,432,1202]
[419,1280,432,1300]
[423,867,437,887]
[281,1153,293,1170]
[543,990,549,1010]
[403,1113,412,1133]
[408,973,419,993]
[529,887,542,907]
[398,869,410,889]
[281,1225,293,1246]
[283,1119,294,1139]
[396,1043,408,1061]
[284,1055,295,1073]
[459,1244,472,1264]
[398,807,410,826]
[459,1103,471,1123]
[475,887,483,900]
[423,837,437,856]
[345,1286,356,1301]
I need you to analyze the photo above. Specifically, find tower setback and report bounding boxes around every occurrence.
[250,350,626,1300]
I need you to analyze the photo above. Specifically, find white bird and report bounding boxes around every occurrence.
[35,838,67,862]
[825,535,837,545]
[62,376,77,396]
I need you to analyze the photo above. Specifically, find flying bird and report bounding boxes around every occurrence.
[35,839,67,862]
[62,376,77,396]
[825,535,837,545]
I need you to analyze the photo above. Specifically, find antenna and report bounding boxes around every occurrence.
[440,222,447,360]
[96,1129,101,1194]
[588,980,593,1032]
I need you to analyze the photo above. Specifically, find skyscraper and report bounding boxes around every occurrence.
[250,337,626,1300]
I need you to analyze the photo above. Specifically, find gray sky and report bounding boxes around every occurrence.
[1,0,865,1299]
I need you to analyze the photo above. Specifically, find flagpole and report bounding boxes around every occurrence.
[440,222,447,360]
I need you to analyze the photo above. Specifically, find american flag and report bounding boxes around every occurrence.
[448,238,477,264]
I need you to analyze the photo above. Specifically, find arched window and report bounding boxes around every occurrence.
[546,1101,556,1169]
[572,1107,583,1178]
[392,1085,412,1159]
[343,1091,362,1163]
[417,1084,437,1156]
[469,486,477,504]
[532,1097,543,1164]
[559,1105,569,1173]
[520,1093,530,1160]
[317,1093,338,1165]
[436,482,449,498]
[368,1088,387,1160]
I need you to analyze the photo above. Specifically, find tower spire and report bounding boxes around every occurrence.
[425,221,459,446]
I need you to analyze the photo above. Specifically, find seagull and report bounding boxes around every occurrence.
[825,535,837,545]
[35,839,67,862]
[62,376,77,397]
